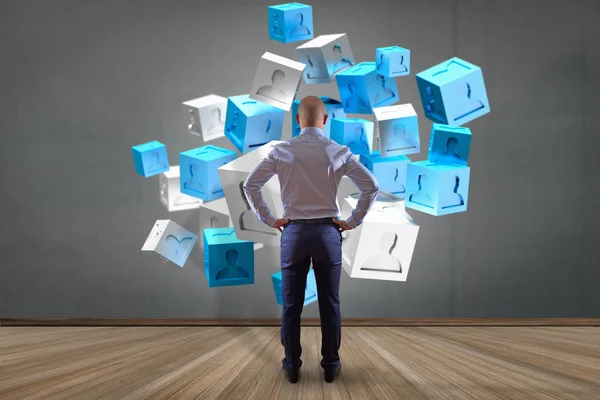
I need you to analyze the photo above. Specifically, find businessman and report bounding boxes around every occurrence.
[243,96,380,384]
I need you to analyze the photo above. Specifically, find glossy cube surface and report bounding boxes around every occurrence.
[180,145,237,202]
[360,151,409,198]
[330,118,374,155]
[376,46,410,78]
[141,220,198,268]
[198,198,233,249]
[296,33,356,84]
[132,141,169,178]
[374,104,420,157]
[268,3,314,44]
[272,268,318,306]
[336,62,399,114]
[159,166,203,212]
[204,227,254,287]
[428,124,472,166]
[182,94,227,142]
[250,52,306,111]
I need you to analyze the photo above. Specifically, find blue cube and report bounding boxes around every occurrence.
[224,94,285,153]
[204,227,254,288]
[376,46,411,78]
[330,118,374,155]
[428,124,472,166]
[272,268,318,306]
[180,145,237,202]
[416,57,490,126]
[336,62,399,114]
[291,96,347,138]
[132,141,169,177]
[405,161,470,216]
[373,104,420,158]
[360,151,410,198]
[268,3,313,44]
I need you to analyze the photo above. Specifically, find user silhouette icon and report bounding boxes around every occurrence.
[441,175,465,209]
[374,74,397,106]
[345,81,368,110]
[289,12,311,37]
[257,69,286,103]
[183,163,205,195]
[305,53,327,80]
[348,126,370,154]
[435,137,463,164]
[361,232,402,273]
[331,44,352,74]
[165,234,194,262]
[453,82,485,122]
[239,181,277,236]
[376,53,384,70]
[146,151,167,174]
[389,166,406,195]
[187,109,200,135]
[409,174,434,208]
[424,86,444,121]
[216,248,250,281]
[392,55,408,74]
[207,107,224,135]
[386,122,416,153]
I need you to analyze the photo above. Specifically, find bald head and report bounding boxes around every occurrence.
[296,96,328,130]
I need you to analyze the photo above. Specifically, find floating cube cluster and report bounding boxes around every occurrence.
[130,2,489,297]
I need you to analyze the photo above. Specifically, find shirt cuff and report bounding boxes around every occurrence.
[345,215,360,229]
[263,214,277,227]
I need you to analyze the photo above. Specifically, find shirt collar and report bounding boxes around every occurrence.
[299,126,324,136]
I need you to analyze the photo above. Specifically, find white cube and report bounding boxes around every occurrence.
[182,94,227,142]
[296,33,356,84]
[249,52,306,111]
[198,197,233,249]
[374,104,420,158]
[218,141,285,247]
[339,194,419,282]
[141,220,198,268]
[159,166,203,212]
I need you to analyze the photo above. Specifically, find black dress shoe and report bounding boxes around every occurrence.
[324,365,341,383]
[282,366,299,383]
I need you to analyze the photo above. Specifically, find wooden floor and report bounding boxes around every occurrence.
[0,327,599,399]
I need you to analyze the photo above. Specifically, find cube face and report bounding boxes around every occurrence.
[405,161,471,216]
[132,141,169,177]
[182,95,227,142]
[159,166,203,212]
[360,151,409,198]
[218,141,285,247]
[296,34,356,84]
[224,95,285,153]
[141,220,198,268]
[336,62,399,114]
[340,197,419,281]
[249,52,306,111]
[330,118,374,156]
[376,46,410,77]
[428,124,472,166]
[198,198,233,249]
[416,57,490,125]
[180,145,237,202]
[203,227,254,287]
[374,104,420,157]
[272,268,318,306]
[291,97,346,138]
[268,3,313,44]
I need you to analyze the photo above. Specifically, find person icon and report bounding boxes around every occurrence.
[453,82,485,122]
[187,109,201,135]
[183,163,205,195]
[238,182,277,236]
[424,86,444,121]
[216,248,250,281]
[434,137,463,164]
[146,151,167,174]
[330,44,352,74]
[164,234,194,263]
[271,13,283,38]
[388,166,406,195]
[248,119,273,150]
[289,12,311,37]
[345,81,369,110]
[347,126,370,154]
[392,55,408,74]
[374,74,397,106]
[385,122,416,153]
[376,53,384,70]
[408,174,434,208]
[257,69,286,104]
[360,231,402,273]
[206,107,224,135]
[440,175,465,209]
[305,53,327,81]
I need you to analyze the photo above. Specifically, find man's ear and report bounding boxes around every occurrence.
[323,114,329,125]
[295,114,300,125]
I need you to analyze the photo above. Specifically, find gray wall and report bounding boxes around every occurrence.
[1,0,599,318]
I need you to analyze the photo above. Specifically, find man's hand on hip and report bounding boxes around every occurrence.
[332,218,352,232]
[271,218,290,233]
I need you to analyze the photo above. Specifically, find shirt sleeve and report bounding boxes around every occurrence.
[242,149,278,227]
[342,151,380,228]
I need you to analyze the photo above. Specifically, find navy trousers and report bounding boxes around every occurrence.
[280,220,342,372]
